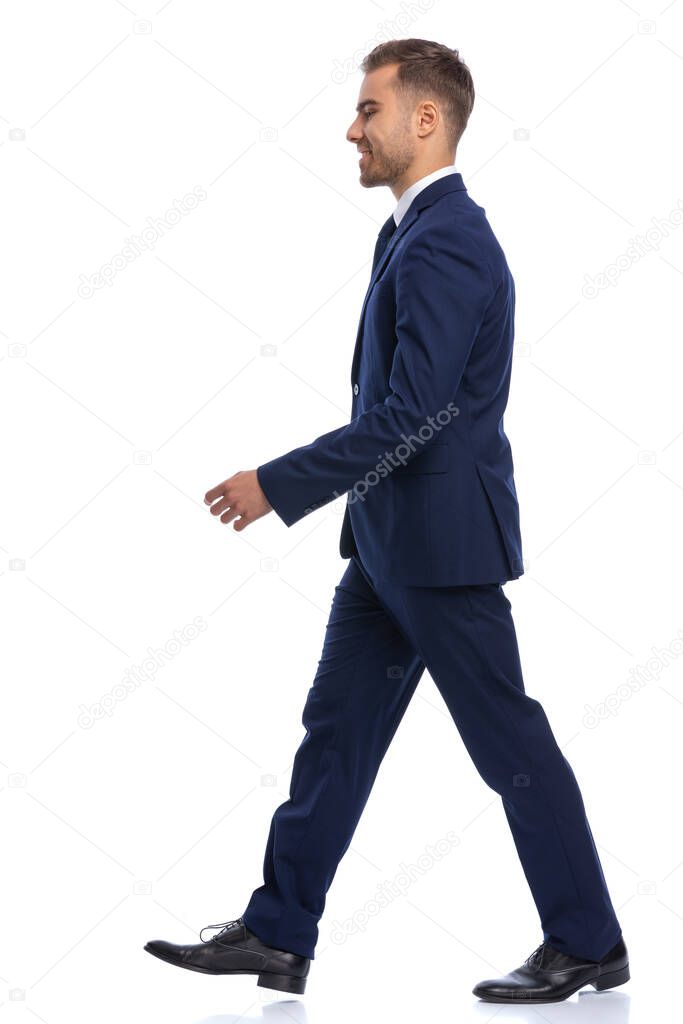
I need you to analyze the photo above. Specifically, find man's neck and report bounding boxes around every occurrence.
[391,158,456,201]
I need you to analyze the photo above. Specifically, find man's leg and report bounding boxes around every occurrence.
[374,578,622,964]
[242,557,424,959]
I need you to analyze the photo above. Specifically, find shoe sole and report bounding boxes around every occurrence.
[474,962,630,1003]
[143,943,307,995]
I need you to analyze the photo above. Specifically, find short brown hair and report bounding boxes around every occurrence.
[360,38,475,151]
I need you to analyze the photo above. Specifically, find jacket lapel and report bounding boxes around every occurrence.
[350,173,467,386]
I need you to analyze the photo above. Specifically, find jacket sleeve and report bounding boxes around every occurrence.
[256,226,495,527]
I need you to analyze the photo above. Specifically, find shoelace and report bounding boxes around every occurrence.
[199,917,243,943]
[524,942,546,970]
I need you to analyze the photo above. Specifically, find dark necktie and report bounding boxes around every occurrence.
[371,213,397,274]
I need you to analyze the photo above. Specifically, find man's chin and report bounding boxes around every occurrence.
[359,172,385,188]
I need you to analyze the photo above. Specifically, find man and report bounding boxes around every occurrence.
[144,38,629,1003]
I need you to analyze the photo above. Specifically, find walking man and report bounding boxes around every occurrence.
[145,38,628,1002]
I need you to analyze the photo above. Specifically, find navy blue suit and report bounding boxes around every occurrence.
[256,172,522,586]
[243,173,622,963]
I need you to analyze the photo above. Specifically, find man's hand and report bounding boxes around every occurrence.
[204,470,272,532]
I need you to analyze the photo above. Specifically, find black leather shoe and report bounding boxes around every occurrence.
[472,935,629,1003]
[144,917,310,995]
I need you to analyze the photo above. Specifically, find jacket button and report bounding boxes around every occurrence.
[353,383,359,395]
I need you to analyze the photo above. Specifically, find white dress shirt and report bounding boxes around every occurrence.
[392,163,458,227]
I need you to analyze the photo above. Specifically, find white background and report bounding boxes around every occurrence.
[2,1,682,1021]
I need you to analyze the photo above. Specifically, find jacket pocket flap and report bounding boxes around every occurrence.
[392,442,449,475]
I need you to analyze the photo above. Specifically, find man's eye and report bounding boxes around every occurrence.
[366,110,375,118]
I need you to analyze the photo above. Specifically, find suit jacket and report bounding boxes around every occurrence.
[256,172,524,586]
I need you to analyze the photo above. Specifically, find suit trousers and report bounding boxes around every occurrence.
[242,552,622,962]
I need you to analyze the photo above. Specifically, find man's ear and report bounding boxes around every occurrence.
[416,101,439,138]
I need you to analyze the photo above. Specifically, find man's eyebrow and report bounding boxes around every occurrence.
[355,99,382,112]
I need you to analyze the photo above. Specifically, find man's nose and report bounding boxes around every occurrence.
[346,118,361,143]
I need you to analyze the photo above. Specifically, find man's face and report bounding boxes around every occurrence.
[346,64,416,188]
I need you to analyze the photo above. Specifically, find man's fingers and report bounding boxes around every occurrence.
[209,495,232,516]
[220,507,241,525]
[203,472,257,531]
[204,481,229,505]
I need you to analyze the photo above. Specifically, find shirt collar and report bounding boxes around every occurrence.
[393,164,459,227]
